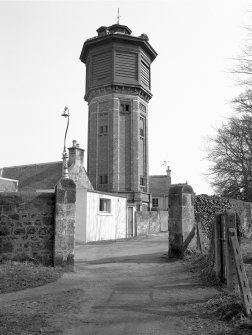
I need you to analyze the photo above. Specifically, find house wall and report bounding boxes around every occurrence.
[152,196,168,210]
[0,192,55,264]
[69,165,93,189]
[86,191,127,242]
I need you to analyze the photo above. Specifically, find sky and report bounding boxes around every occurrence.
[0,0,251,195]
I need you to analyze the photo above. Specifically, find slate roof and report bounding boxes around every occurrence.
[149,175,171,196]
[2,161,63,191]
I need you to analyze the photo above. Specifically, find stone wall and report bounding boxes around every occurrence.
[195,195,252,239]
[136,210,168,235]
[0,192,55,264]
[229,199,252,238]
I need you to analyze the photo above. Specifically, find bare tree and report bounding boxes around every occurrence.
[205,115,252,201]
[205,21,252,200]
[232,88,252,114]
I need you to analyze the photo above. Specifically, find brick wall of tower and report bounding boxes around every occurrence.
[97,101,110,191]
[87,101,98,189]
[132,98,140,191]
[87,93,149,195]
[118,102,132,192]
[145,103,149,193]
[112,97,119,192]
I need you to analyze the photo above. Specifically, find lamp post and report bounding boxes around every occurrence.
[61,106,70,178]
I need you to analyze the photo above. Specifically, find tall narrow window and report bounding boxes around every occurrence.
[140,117,145,138]
[140,176,145,186]
[99,125,108,135]
[99,175,108,184]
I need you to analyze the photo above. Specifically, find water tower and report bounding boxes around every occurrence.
[80,23,157,209]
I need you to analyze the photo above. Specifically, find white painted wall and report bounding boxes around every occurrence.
[75,188,87,243]
[75,188,127,243]
[86,191,127,242]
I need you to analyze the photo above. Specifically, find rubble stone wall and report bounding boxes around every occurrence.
[0,192,55,264]
[194,194,252,255]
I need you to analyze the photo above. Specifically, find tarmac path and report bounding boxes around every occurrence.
[0,233,233,335]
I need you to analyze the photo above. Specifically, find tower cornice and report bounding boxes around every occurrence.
[84,84,152,104]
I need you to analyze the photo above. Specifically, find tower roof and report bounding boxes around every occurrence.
[80,24,157,63]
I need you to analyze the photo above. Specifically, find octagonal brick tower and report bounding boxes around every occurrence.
[80,24,157,209]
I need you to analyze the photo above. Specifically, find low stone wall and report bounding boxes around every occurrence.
[195,195,252,239]
[136,210,168,236]
[0,192,55,265]
[229,199,252,238]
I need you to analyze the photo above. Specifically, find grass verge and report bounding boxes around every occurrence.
[0,260,63,294]
[186,251,252,334]
[185,251,221,287]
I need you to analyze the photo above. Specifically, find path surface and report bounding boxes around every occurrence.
[0,233,232,334]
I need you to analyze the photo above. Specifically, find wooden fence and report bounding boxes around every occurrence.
[214,210,252,316]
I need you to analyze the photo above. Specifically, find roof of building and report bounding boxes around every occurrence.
[80,23,157,63]
[149,175,170,196]
[2,161,63,191]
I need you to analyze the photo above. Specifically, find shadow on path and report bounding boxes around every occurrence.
[75,252,178,265]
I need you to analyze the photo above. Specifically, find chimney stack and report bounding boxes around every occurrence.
[166,166,171,186]
[68,140,85,167]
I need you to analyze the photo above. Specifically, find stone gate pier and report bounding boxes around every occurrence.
[168,184,195,258]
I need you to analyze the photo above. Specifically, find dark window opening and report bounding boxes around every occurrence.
[99,175,108,185]
[152,198,159,208]
[120,103,131,113]
[99,198,111,212]
[99,125,108,135]
[140,176,145,186]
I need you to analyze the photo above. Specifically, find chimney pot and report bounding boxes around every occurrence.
[68,140,85,167]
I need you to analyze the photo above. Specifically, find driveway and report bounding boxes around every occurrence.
[0,233,232,334]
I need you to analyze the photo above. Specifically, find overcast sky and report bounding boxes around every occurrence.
[0,0,251,195]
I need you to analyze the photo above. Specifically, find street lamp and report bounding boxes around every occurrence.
[61,106,70,178]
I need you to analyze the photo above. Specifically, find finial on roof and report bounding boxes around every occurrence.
[161,160,169,171]
[117,8,121,24]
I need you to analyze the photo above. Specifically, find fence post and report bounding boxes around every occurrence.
[214,213,222,280]
[224,210,237,292]
[54,178,76,271]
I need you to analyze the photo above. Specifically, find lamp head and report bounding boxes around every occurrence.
[61,106,69,117]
